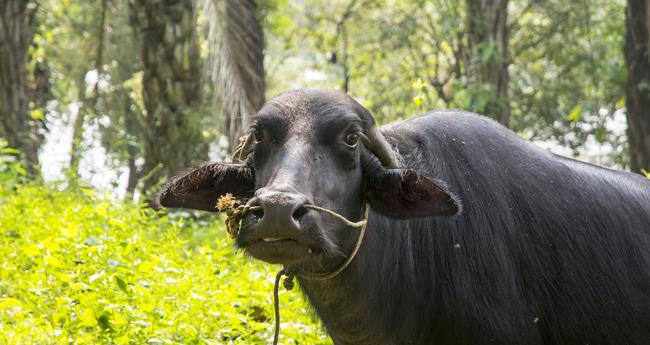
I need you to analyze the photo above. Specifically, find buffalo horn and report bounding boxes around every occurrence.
[231,131,255,164]
[230,119,400,169]
[364,126,400,168]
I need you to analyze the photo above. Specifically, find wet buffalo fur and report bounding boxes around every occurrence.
[158,89,650,345]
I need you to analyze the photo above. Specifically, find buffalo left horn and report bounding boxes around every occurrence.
[363,126,400,169]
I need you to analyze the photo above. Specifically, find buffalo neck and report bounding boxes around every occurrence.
[296,214,445,345]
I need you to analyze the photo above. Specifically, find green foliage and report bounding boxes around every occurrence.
[510,0,626,137]
[0,140,28,187]
[0,180,329,344]
[22,0,633,193]
[641,168,650,179]
[264,0,628,165]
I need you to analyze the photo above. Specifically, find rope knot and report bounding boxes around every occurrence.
[216,193,259,239]
[282,272,295,290]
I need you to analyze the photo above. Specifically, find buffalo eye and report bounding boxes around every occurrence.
[344,132,360,147]
[252,127,264,143]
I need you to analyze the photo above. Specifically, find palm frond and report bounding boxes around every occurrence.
[205,0,265,151]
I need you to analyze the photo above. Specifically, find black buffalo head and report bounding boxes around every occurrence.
[158,89,459,268]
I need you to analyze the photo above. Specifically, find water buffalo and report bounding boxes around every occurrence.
[158,89,650,345]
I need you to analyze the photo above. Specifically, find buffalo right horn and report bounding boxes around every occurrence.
[231,131,255,164]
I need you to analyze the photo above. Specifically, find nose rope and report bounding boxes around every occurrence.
[215,194,369,345]
[272,205,368,345]
[302,204,367,228]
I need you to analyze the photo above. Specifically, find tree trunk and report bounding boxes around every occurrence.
[69,76,88,175]
[209,0,265,151]
[125,98,140,197]
[129,0,206,195]
[625,0,650,174]
[465,0,511,127]
[69,0,108,177]
[0,0,40,176]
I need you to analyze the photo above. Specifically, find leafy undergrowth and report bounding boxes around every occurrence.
[0,182,330,344]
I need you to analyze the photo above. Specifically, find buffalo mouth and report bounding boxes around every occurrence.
[244,237,315,265]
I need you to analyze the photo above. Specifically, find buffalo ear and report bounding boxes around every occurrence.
[365,169,460,218]
[157,162,255,212]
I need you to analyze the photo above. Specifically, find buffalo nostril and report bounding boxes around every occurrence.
[292,206,309,220]
[251,208,264,219]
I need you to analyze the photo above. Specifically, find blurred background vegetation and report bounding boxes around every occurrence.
[1,0,650,343]
[1,0,648,198]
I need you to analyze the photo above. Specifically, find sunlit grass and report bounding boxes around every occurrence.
[0,182,330,344]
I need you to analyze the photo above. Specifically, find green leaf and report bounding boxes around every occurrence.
[30,109,45,120]
[480,45,495,62]
[594,127,607,143]
[412,78,426,90]
[97,311,112,331]
[615,96,625,109]
[641,168,650,179]
[2,147,20,154]
[115,276,129,294]
[567,104,583,122]
[22,243,41,257]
